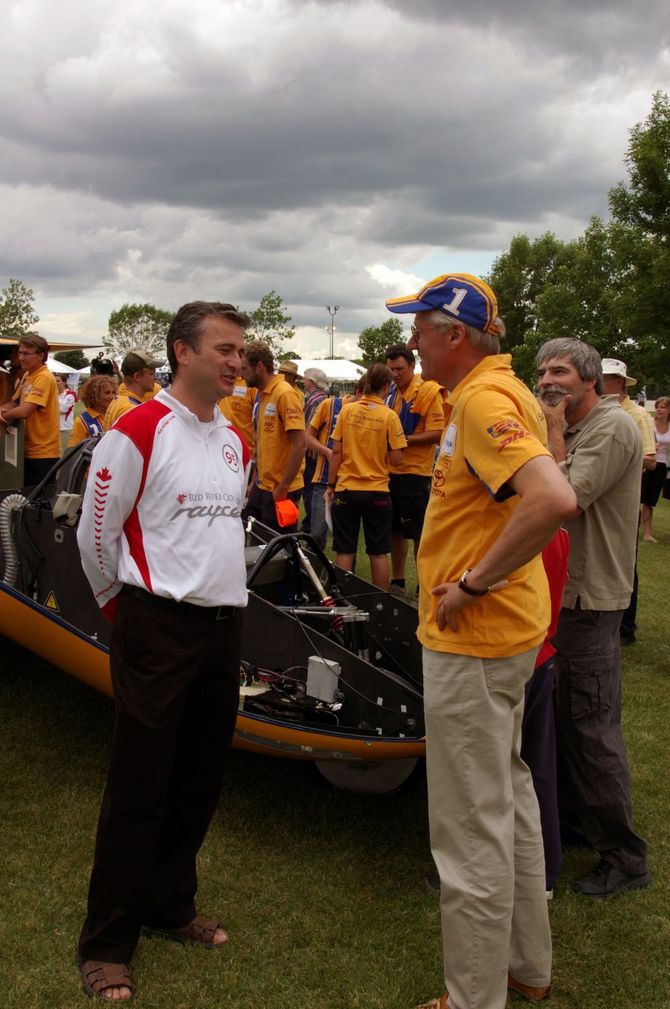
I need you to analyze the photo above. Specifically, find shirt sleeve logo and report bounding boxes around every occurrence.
[441,423,457,457]
[487,419,529,451]
[223,444,240,472]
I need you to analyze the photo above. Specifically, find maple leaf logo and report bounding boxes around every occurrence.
[177,493,187,504]
[97,467,112,482]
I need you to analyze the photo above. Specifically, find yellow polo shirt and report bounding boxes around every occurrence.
[387,374,445,476]
[118,381,161,402]
[17,365,60,459]
[620,396,656,457]
[68,409,106,447]
[308,396,340,484]
[331,395,407,492]
[219,377,256,454]
[104,394,142,430]
[255,375,305,492]
[417,355,552,658]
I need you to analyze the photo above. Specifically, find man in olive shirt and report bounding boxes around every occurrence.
[536,337,651,899]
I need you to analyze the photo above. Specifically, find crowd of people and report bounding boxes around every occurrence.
[0,281,666,1007]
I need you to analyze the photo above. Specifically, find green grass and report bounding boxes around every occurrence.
[1,503,669,1008]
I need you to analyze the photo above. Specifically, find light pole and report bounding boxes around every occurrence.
[325,305,339,358]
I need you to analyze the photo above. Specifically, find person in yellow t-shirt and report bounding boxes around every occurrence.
[104,349,164,429]
[0,333,60,486]
[218,373,256,455]
[117,379,163,402]
[325,363,406,589]
[386,273,577,1009]
[68,375,117,447]
[305,384,363,550]
[385,343,444,593]
[241,341,305,532]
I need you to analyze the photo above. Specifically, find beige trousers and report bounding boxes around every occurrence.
[423,646,552,1009]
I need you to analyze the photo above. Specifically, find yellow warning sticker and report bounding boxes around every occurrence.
[44,591,59,612]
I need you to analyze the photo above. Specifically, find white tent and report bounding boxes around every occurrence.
[47,355,78,374]
[293,359,365,384]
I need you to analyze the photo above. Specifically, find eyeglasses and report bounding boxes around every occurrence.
[18,349,41,357]
[410,321,455,342]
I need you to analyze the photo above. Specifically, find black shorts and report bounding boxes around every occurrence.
[641,462,667,507]
[331,489,392,556]
[389,473,431,539]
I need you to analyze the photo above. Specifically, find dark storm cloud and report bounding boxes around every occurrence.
[0,0,667,339]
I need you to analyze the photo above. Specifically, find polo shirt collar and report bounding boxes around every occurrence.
[446,354,514,407]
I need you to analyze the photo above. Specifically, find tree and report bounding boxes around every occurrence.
[357,318,405,367]
[104,303,175,357]
[486,233,571,351]
[0,278,39,338]
[246,291,295,353]
[487,93,670,392]
[608,90,670,243]
[54,349,88,370]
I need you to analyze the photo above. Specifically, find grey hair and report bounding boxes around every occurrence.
[303,367,329,390]
[426,310,502,356]
[535,338,603,395]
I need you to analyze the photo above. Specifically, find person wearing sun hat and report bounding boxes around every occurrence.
[601,357,656,646]
[386,274,578,1009]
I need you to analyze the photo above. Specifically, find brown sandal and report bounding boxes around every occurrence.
[79,959,134,1001]
[142,914,229,948]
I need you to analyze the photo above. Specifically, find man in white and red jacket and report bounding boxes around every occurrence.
[76,301,251,1003]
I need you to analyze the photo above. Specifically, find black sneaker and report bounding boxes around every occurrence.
[572,859,651,898]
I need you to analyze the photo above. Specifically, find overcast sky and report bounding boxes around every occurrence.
[1,0,668,359]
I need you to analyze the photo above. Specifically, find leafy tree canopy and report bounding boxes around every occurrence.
[487,92,670,393]
[247,291,295,353]
[0,278,39,339]
[357,318,405,367]
[104,303,174,357]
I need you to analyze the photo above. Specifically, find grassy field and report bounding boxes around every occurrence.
[0,503,669,1008]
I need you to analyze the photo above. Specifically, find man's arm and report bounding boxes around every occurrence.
[325,440,342,500]
[306,424,332,460]
[406,429,441,446]
[1,401,38,422]
[538,395,571,462]
[432,455,577,630]
[273,429,306,501]
[388,447,404,467]
[77,431,144,619]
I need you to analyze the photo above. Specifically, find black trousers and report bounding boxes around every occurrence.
[521,657,562,889]
[553,605,648,875]
[78,589,243,963]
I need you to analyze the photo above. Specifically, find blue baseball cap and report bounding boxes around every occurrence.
[386,273,501,336]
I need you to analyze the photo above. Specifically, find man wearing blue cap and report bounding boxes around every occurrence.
[386,275,577,1009]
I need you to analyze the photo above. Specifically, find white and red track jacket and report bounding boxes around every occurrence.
[78,389,251,619]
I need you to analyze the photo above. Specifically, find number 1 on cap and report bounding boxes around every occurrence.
[442,287,468,316]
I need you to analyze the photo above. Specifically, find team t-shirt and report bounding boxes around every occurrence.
[331,395,407,492]
[255,374,305,492]
[17,364,60,459]
[104,394,143,430]
[387,374,444,476]
[219,377,256,454]
[417,355,552,658]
